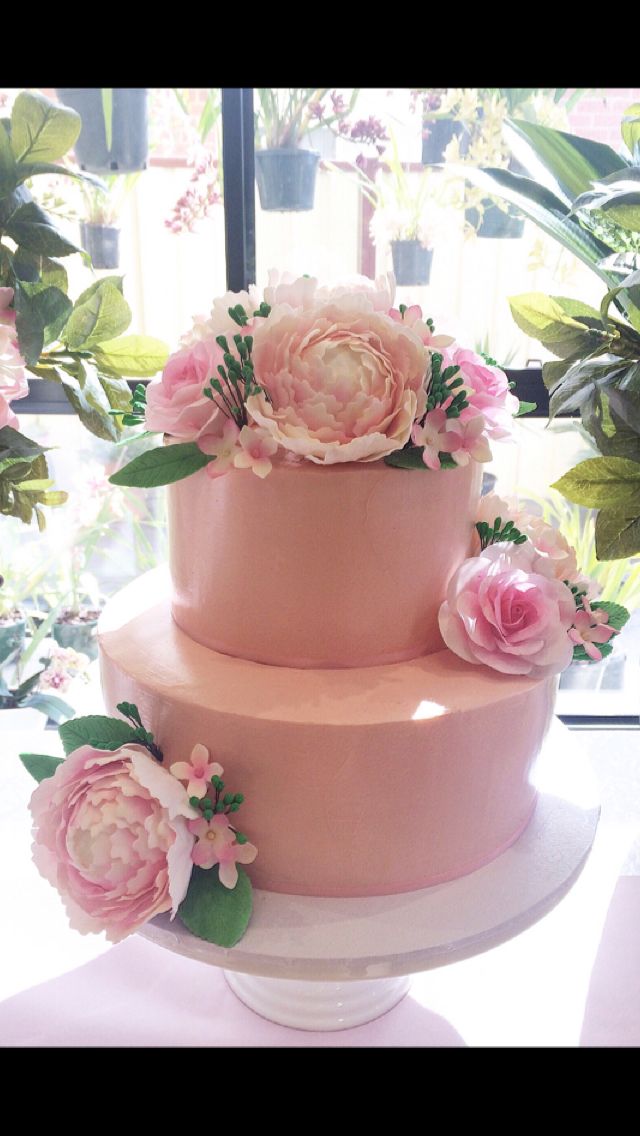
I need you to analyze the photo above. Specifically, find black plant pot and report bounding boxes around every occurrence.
[391,241,433,286]
[53,616,100,661]
[255,149,320,212]
[421,119,462,165]
[57,88,148,173]
[81,222,120,269]
[465,200,525,240]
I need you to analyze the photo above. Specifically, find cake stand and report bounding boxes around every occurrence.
[139,721,599,1031]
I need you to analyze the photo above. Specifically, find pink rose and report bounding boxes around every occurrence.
[445,347,519,440]
[0,287,28,428]
[29,744,197,943]
[438,541,576,676]
[247,296,429,464]
[145,338,224,440]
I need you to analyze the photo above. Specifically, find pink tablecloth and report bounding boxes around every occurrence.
[1,877,638,1048]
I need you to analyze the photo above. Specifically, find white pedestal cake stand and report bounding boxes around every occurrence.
[139,722,599,1031]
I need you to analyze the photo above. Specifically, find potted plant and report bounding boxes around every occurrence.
[79,174,139,269]
[0,639,74,729]
[254,89,359,212]
[471,103,640,561]
[56,89,148,173]
[365,137,451,286]
[411,89,463,166]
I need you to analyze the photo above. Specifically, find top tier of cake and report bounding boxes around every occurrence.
[169,457,482,669]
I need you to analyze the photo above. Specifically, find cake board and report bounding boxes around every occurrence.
[139,721,599,1030]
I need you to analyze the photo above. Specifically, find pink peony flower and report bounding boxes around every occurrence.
[170,743,223,799]
[447,414,493,466]
[233,425,278,479]
[0,287,28,429]
[183,287,262,345]
[29,744,197,943]
[520,515,580,585]
[568,603,617,661]
[199,418,241,479]
[247,295,430,464]
[264,270,395,314]
[145,338,224,440]
[438,541,576,676]
[444,347,519,440]
[411,408,460,470]
[476,491,520,527]
[189,813,258,888]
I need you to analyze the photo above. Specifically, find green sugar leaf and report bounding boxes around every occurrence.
[109,443,214,488]
[19,753,63,782]
[59,714,141,756]
[178,865,252,947]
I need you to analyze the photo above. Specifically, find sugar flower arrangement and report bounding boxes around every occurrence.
[110,272,525,489]
[439,492,630,679]
[21,703,257,947]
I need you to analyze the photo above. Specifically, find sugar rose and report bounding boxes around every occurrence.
[145,338,223,440]
[438,541,576,677]
[247,296,430,464]
[30,744,197,943]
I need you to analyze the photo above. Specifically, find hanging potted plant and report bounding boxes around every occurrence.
[254,89,360,212]
[412,89,463,166]
[79,174,139,270]
[364,136,451,286]
[56,89,148,173]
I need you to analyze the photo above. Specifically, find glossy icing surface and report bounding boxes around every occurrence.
[169,457,482,668]
[99,572,556,898]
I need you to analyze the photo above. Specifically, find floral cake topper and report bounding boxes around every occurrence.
[21,703,257,947]
[110,273,527,489]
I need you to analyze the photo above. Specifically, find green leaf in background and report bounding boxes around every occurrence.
[10,92,80,165]
[0,119,16,192]
[0,425,47,460]
[621,104,640,161]
[508,293,605,359]
[548,355,626,421]
[97,372,136,414]
[178,865,253,947]
[25,692,74,723]
[109,442,214,487]
[5,200,80,257]
[595,507,640,560]
[94,335,169,378]
[507,118,626,200]
[552,456,640,509]
[74,275,124,306]
[58,359,120,442]
[19,753,64,783]
[14,162,101,188]
[63,281,131,350]
[18,282,72,348]
[59,714,142,756]
[12,249,69,292]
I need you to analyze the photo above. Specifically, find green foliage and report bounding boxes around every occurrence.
[0,92,169,530]
[110,442,215,488]
[179,865,253,947]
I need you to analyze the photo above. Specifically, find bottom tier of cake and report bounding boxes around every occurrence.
[99,571,557,898]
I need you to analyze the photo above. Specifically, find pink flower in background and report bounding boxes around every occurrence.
[39,646,90,694]
[568,603,617,661]
[411,408,460,470]
[0,287,28,429]
[171,743,223,799]
[448,414,493,466]
[233,425,278,479]
[445,347,519,439]
[199,419,241,479]
[189,813,258,888]
[30,744,197,943]
[247,295,429,464]
[438,541,576,677]
[264,271,395,314]
[145,337,224,440]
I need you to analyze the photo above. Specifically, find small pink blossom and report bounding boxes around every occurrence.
[171,743,223,799]
[438,541,576,677]
[233,425,278,479]
[388,304,456,350]
[189,813,258,889]
[199,419,241,480]
[568,603,617,661]
[447,414,493,466]
[444,346,519,440]
[411,408,460,471]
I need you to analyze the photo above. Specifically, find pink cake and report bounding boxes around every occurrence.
[99,455,556,897]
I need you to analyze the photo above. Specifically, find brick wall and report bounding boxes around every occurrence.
[567,88,640,149]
